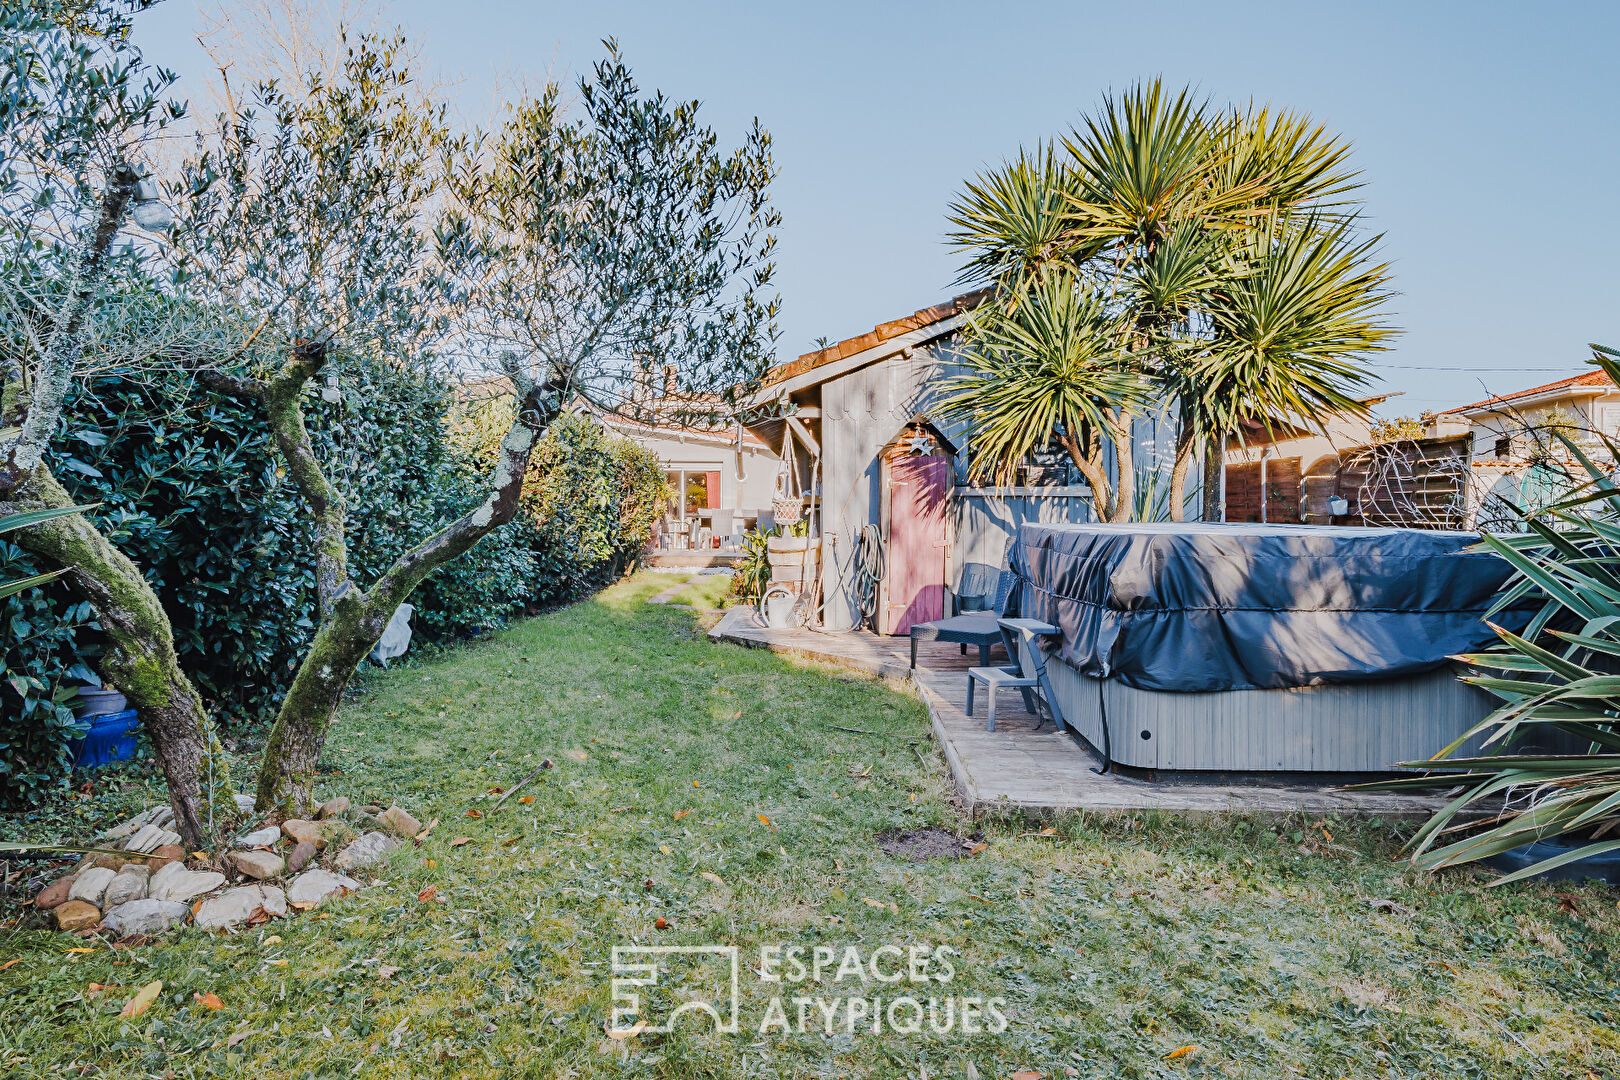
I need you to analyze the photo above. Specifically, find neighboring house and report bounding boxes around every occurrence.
[1436,370,1620,528]
[585,399,780,550]
[745,290,1118,633]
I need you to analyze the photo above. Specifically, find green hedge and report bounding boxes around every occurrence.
[1,367,669,804]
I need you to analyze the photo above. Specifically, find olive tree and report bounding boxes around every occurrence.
[174,36,778,813]
[0,0,234,844]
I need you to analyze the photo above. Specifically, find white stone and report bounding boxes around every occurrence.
[285,869,362,906]
[67,866,116,906]
[101,865,149,909]
[101,899,188,936]
[333,831,398,870]
[194,885,286,930]
[121,823,162,853]
[233,793,257,813]
[148,868,226,905]
[236,826,282,849]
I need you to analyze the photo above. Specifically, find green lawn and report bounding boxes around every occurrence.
[4,572,1620,1078]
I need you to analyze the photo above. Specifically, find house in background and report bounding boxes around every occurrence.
[1436,369,1620,528]
[588,401,779,563]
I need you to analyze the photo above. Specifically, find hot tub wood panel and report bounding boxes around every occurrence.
[1041,654,1496,773]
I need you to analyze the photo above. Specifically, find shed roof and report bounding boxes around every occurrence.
[759,287,993,390]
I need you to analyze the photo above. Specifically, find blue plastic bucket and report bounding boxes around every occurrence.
[70,708,138,768]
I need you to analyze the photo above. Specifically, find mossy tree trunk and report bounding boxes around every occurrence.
[0,161,233,848]
[0,469,233,846]
[211,343,564,815]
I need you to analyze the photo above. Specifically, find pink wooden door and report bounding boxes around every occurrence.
[884,456,950,635]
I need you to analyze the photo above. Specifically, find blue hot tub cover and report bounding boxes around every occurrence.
[1011,522,1521,692]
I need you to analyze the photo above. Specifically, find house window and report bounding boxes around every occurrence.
[1494,436,1511,459]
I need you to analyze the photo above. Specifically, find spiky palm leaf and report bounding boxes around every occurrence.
[946,144,1075,289]
[935,272,1143,486]
[1188,213,1393,443]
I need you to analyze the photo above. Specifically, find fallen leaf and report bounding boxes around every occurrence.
[654,916,668,929]
[378,965,400,980]
[1366,899,1412,916]
[415,817,439,842]
[565,749,588,763]
[487,787,505,795]
[450,837,472,847]
[756,814,776,829]
[502,835,522,847]
[518,796,534,805]
[421,858,437,869]
[1018,827,1059,838]
[289,900,317,912]
[417,885,437,903]
[699,871,725,886]
[659,844,672,855]
[607,1019,649,1039]
[193,992,224,1011]
[190,851,207,859]
[0,958,18,971]
[261,935,281,946]
[673,810,690,820]
[1012,1071,1045,1080]
[860,897,887,909]
[265,958,288,967]
[84,982,106,999]
[464,809,482,818]
[692,780,700,788]
[227,1030,255,1048]
[120,979,161,1018]
[967,894,995,904]
[1555,892,1584,916]
[1164,1045,1199,1060]
[967,842,989,856]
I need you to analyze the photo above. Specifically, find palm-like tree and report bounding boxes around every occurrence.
[937,271,1146,520]
[944,80,1394,521]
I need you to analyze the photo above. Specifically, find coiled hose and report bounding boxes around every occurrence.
[850,523,885,631]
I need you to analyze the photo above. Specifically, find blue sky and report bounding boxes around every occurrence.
[133,0,1620,415]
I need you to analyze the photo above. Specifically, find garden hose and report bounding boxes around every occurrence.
[800,521,886,635]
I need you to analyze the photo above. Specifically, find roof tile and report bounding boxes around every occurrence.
[760,287,993,389]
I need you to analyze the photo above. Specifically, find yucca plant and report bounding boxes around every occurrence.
[1363,345,1620,883]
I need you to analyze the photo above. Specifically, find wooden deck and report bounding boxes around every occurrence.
[709,606,1446,817]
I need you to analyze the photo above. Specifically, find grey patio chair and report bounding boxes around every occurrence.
[909,569,1018,669]
[965,618,1065,733]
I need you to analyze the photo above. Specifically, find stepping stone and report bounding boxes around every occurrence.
[67,867,116,907]
[148,864,225,904]
[147,844,186,873]
[281,819,326,848]
[53,900,101,932]
[227,850,284,880]
[194,885,286,930]
[333,831,398,870]
[285,869,362,906]
[101,865,150,909]
[122,824,180,854]
[101,899,188,937]
[236,825,281,849]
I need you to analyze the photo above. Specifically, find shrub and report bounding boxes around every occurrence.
[522,414,669,606]
[41,356,536,724]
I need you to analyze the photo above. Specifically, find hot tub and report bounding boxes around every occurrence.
[1011,522,1524,773]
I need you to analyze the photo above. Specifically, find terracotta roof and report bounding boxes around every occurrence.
[1446,369,1615,414]
[760,287,994,389]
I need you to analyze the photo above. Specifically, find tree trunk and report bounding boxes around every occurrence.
[248,361,564,815]
[1060,430,1113,521]
[1106,411,1134,524]
[1168,423,1197,523]
[2,468,234,847]
[1201,431,1226,523]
